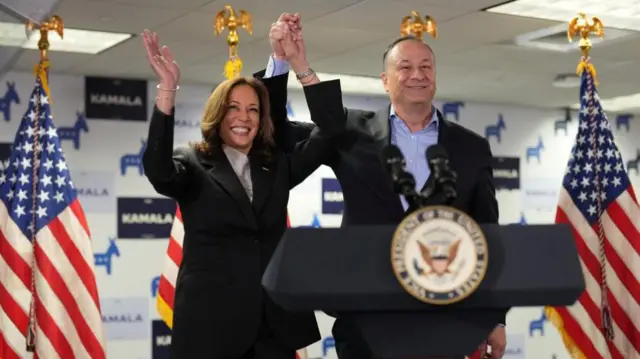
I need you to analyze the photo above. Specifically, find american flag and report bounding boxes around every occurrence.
[545,67,640,358]
[0,74,105,358]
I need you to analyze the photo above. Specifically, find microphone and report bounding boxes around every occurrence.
[425,144,457,204]
[381,145,422,209]
[381,145,405,176]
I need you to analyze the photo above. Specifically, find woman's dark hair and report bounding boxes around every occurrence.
[191,76,275,157]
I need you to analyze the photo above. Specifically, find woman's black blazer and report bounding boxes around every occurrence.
[142,79,344,358]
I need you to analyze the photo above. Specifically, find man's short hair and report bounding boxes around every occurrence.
[382,35,435,69]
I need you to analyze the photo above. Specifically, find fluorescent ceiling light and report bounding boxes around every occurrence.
[486,0,640,32]
[287,72,386,95]
[0,21,132,54]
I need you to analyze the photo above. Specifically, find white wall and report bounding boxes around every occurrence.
[0,69,638,359]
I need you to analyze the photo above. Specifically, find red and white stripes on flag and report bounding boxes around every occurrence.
[156,206,183,328]
[0,69,105,359]
[545,66,640,359]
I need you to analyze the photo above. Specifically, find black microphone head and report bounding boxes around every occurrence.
[381,144,404,161]
[381,145,405,171]
[395,171,417,196]
[397,171,416,186]
[426,144,448,161]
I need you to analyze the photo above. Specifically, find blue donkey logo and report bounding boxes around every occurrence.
[517,213,527,225]
[0,81,20,122]
[615,114,633,132]
[626,149,640,175]
[94,237,120,275]
[485,114,506,143]
[554,117,570,135]
[526,137,545,164]
[555,109,572,136]
[322,337,335,356]
[441,101,464,121]
[58,111,89,150]
[151,275,160,297]
[298,214,321,228]
[120,139,147,176]
[529,310,548,337]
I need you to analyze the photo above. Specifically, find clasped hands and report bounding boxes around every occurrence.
[269,13,309,73]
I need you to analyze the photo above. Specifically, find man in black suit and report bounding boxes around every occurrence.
[258,15,508,359]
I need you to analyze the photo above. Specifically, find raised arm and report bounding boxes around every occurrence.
[254,57,318,154]
[286,79,345,188]
[253,17,319,153]
[140,29,192,200]
[142,106,192,200]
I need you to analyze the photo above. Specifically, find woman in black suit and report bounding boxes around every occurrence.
[140,29,344,359]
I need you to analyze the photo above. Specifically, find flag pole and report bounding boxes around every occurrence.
[23,14,64,352]
[213,4,252,79]
[567,12,614,342]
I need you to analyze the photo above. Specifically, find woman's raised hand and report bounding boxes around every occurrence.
[142,30,180,89]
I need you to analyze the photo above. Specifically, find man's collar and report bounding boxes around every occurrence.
[389,104,439,129]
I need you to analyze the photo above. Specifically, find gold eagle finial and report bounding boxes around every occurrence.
[25,15,64,61]
[214,5,252,79]
[567,12,604,85]
[400,11,437,40]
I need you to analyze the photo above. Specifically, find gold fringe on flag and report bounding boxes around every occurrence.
[214,5,252,79]
[33,60,52,99]
[544,307,588,359]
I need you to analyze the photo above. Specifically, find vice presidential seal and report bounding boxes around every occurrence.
[390,205,488,305]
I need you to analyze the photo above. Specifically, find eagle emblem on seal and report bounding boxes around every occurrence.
[417,238,461,276]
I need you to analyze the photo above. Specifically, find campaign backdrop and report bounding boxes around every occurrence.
[0,69,638,359]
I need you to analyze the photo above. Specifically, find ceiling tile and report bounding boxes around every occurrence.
[436,12,561,49]
[1,0,60,22]
[310,38,397,77]
[73,0,215,11]
[444,44,578,75]
[181,39,278,85]
[152,11,272,44]
[196,0,366,22]
[181,39,332,85]
[396,0,507,13]
[591,36,640,63]
[68,36,217,78]
[308,0,463,34]
[54,0,184,33]
[11,49,92,72]
[308,32,471,77]
[300,25,389,55]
